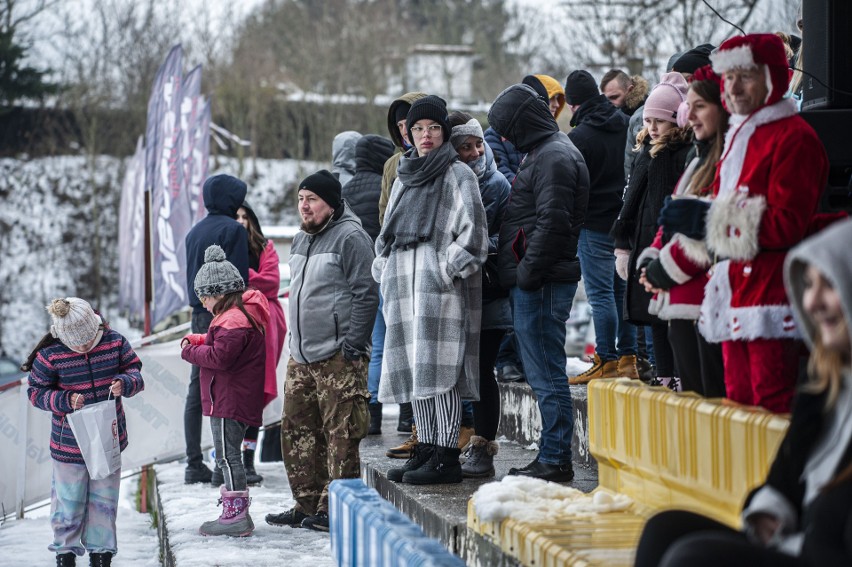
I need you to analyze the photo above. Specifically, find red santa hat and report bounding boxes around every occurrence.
[710,34,789,108]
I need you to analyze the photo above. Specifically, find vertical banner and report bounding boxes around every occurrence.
[179,65,203,222]
[146,45,189,329]
[193,99,212,225]
[118,136,146,319]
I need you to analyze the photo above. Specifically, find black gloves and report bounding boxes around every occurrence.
[643,259,677,291]
[657,196,711,241]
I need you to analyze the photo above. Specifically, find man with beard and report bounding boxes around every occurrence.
[266,170,378,532]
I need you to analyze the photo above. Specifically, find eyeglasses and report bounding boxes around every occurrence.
[410,124,443,137]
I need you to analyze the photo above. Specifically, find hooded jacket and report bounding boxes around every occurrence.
[622,76,650,180]
[734,219,852,565]
[342,134,395,241]
[331,131,362,188]
[181,289,269,426]
[488,84,590,290]
[379,92,427,224]
[483,126,523,184]
[28,326,144,465]
[185,177,249,314]
[567,93,629,232]
[289,205,379,365]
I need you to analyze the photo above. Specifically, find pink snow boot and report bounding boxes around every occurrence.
[199,485,254,537]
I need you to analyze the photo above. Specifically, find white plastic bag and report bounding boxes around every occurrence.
[67,396,121,479]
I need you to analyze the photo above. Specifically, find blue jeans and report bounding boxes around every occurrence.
[578,229,637,361]
[511,282,578,465]
[367,292,385,405]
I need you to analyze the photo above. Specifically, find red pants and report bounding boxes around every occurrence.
[721,338,803,413]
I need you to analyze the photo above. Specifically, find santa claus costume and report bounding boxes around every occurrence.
[697,34,829,413]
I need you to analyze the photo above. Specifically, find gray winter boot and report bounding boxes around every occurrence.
[199,485,254,537]
[462,436,499,478]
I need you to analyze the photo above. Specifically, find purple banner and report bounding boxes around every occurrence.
[193,99,211,225]
[146,44,188,328]
[179,65,202,222]
[118,136,146,320]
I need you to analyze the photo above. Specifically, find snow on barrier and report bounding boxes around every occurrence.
[329,479,465,567]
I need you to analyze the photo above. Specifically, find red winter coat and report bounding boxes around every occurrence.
[700,100,829,342]
[249,240,286,407]
[181,289,269,426]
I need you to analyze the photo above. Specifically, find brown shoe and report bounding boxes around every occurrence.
[616,355,640,380]
[386,425,418,458]
[568,354,619,385]
[458,426,475,451]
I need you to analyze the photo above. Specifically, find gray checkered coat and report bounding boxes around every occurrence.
[373,160,488,403]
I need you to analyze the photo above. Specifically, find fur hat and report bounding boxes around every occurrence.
[194,245,245,299]
[564,70,600,107]
[406,95,450,145]
[299,169,342,209]
[450,118,485,149]
[47,297,101,347]
[643,72,689,123]
[710,33,790,109]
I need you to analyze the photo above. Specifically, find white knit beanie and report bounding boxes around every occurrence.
[47,297,101,347]
[450,118,485,149]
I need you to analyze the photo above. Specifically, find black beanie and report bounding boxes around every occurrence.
[394,102,411,124]
[406,95,450,144]
[564,70,599,106]
[521,75,549,100]
[672,43,715,75]
[299,169,341,209]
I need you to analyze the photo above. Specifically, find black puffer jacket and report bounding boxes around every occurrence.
[342,135,395,241]
[568,93,628,233]
[488,84,590,291]
[611,136,691,324]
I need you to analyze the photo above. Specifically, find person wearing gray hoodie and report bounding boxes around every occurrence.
[634,218,852,567]
[331,130,362,187]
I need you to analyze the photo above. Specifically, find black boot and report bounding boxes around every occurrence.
[89,552,111,567]
[402,446,462,485]
[387,443,435,482]
[56,553,75,567]
[243,448,263,485]
[368,403,383,435]
[397,402,413,433]
[210,464,224,487]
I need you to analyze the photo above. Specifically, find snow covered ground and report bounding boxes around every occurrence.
[0,461,334,566]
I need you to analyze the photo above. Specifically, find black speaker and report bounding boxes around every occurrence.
[800,0,852,110]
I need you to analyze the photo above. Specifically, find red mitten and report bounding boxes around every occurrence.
[182,333,206,347]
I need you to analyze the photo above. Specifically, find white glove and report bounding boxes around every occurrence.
[615,248,631,281]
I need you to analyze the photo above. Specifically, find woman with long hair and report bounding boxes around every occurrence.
[636,66,729,396]
[634,218,852,566]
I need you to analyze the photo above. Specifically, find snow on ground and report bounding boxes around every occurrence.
[0,461,335,566]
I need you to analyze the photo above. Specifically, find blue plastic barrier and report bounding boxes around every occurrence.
[329,479,465,567]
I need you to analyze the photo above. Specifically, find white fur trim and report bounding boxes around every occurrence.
[719,98,798,194]
[673,233,711,267]
[658,301,701,321]
[706,192,766,261]
[699,261,801,342]
[699,261,733,343]
[659,243,691,285]
[711,45,757,73]
[636,246,660,267]
[648,292,667,317]
[764,65,774,105]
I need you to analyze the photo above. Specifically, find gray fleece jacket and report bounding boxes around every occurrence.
[289,203,379,364]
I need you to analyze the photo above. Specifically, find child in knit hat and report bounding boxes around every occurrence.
[180,244,270,537]
[611,71,692,389]
[23,298,145,567]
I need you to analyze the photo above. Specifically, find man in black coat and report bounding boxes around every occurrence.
[488,84,590,482]
[182,174,250,484]
[563,70,640,385]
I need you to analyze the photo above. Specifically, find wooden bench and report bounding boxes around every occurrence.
[467,378,790,566]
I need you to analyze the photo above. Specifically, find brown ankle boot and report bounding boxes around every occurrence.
[616,355,640,379]
[386,425,418,458]
[569,354,619,385]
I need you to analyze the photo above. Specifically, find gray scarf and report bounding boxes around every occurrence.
[380,142,458,255]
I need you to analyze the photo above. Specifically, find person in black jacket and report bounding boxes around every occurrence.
[182,174,249,484]
[634,218,852,567]
[488,84,590,482]
[342,135,395,243]
[562,70,640,385]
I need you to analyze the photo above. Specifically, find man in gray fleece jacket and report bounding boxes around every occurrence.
[267,169,378,533]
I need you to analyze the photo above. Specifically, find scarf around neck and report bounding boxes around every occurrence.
[380,142,458,255]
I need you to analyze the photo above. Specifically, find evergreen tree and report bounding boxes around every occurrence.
[0,28,59,110]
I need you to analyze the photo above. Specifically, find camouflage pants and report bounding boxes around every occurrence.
[281,351,369,515]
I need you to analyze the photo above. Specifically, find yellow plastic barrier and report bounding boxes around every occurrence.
[467,378,790,566]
